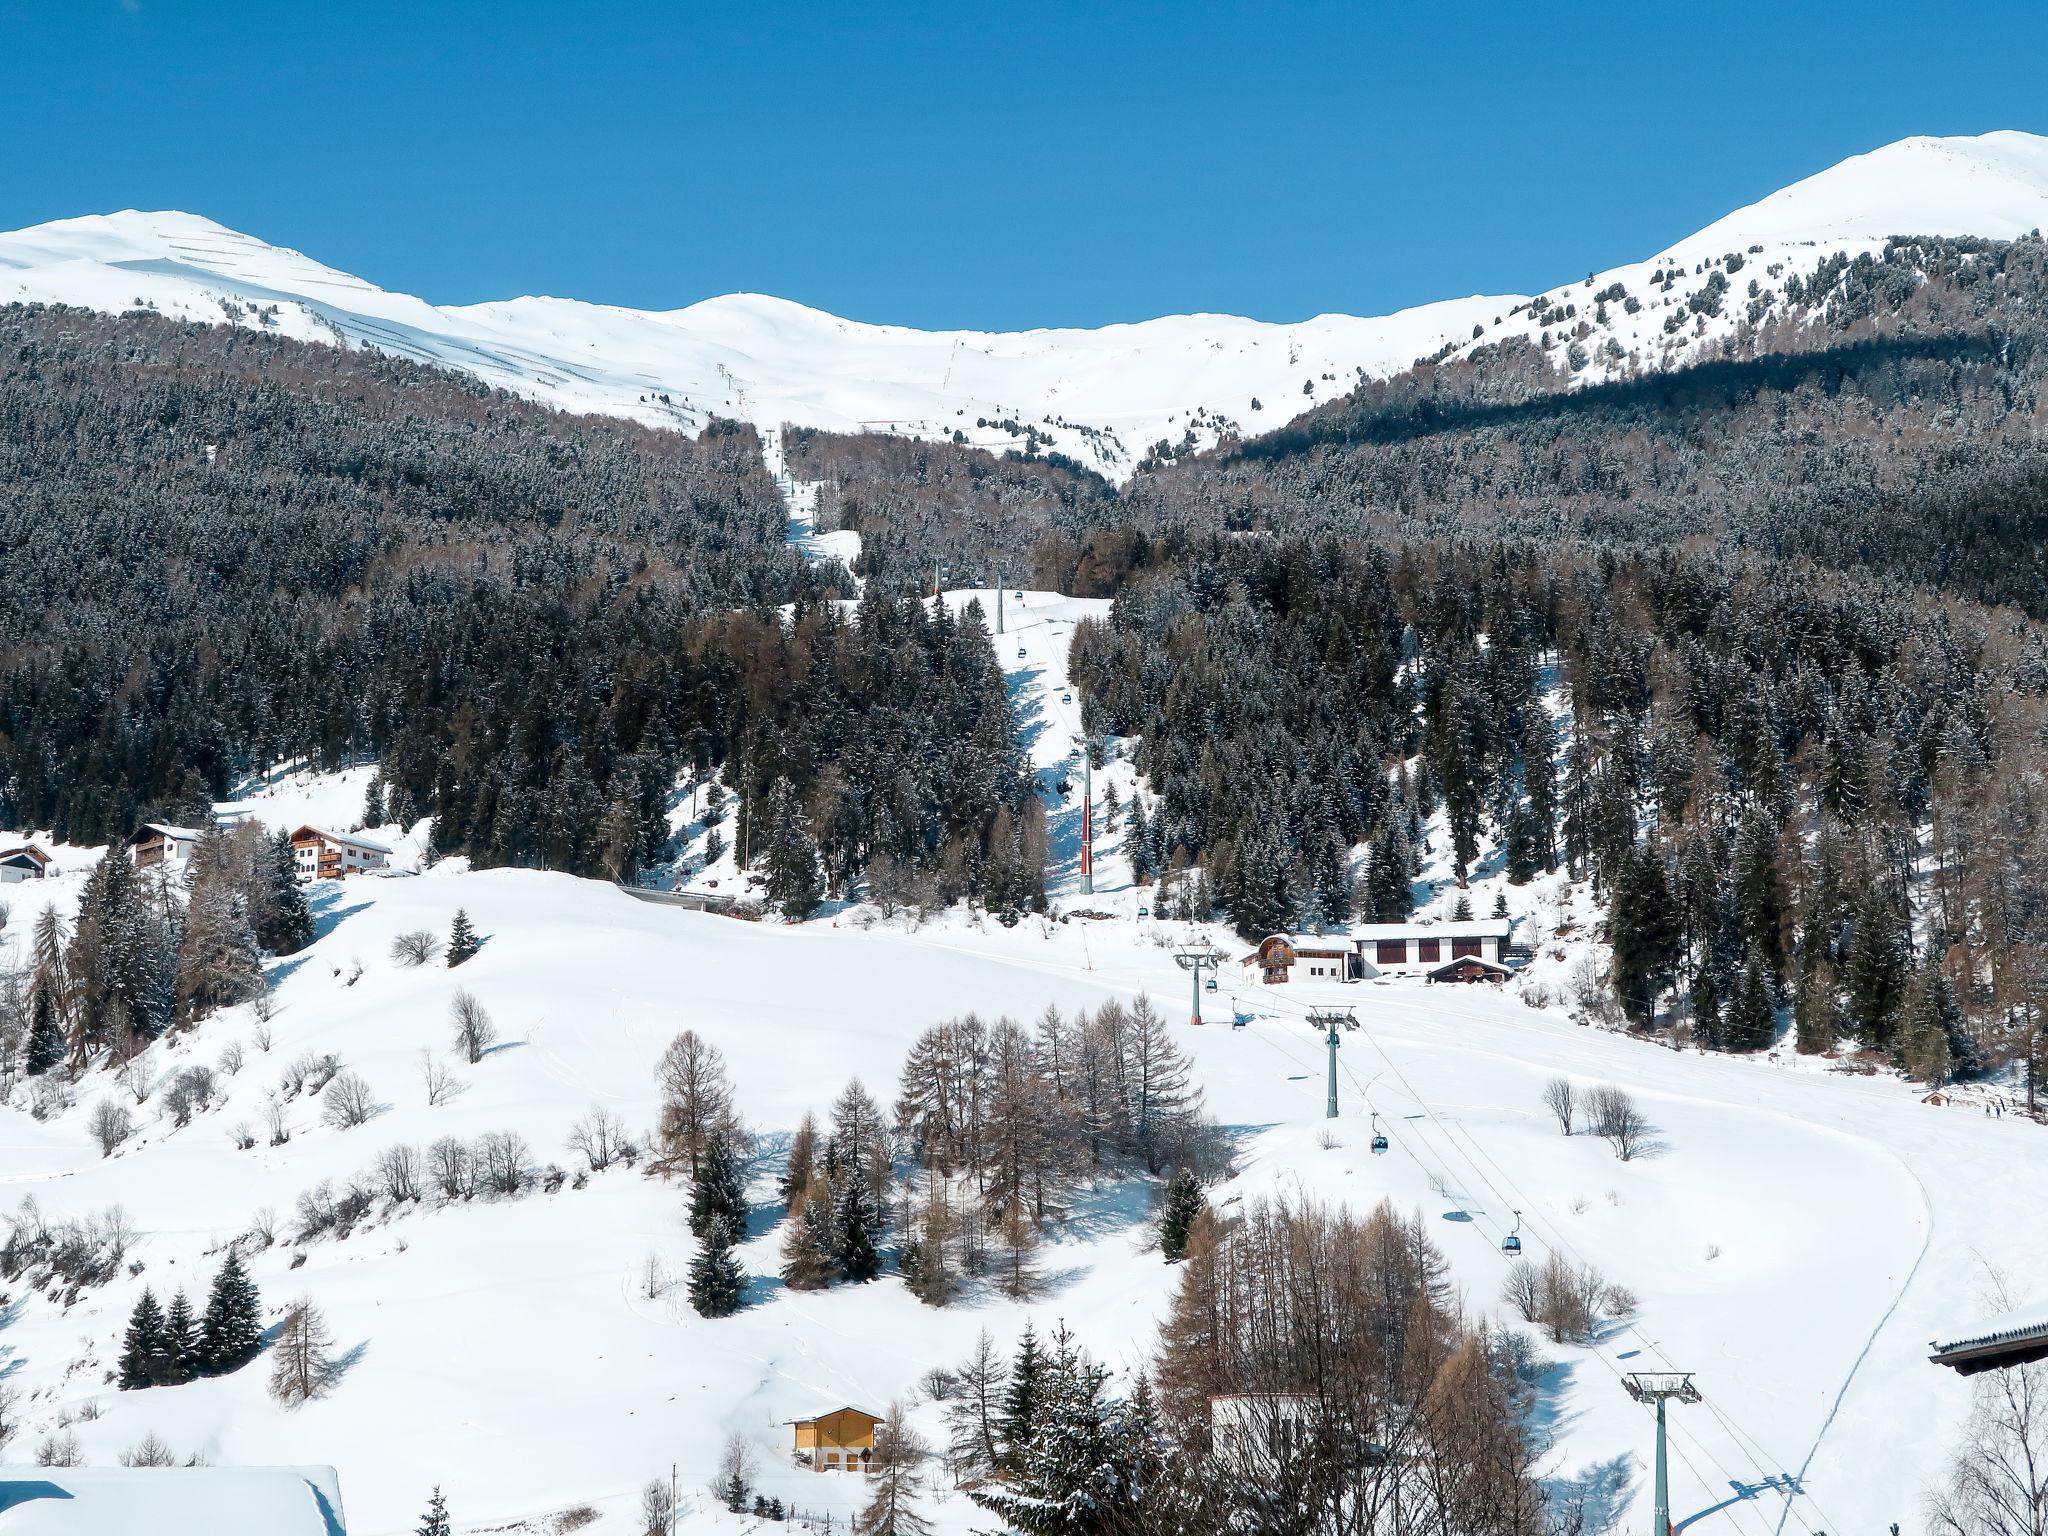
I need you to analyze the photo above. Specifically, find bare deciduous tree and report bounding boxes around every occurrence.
[655,1030,736,1176]
[321,1070,377,1130]
[857,1401,932,1536]
[268,1296,339,1406]
[428,1136,475,1199]
[377,1143,422,1203]
[390,929,440,967]
[88,1099,132,1156]
[120,1429,177,1467]
[418,1047,460,1106]
[477,1130,529,1194]
[568,1105,629,1171]
[714,1431,757,1512]
[450,990,496,1064]
[1541,1076,1578,1136]
[1586,1084,1654,1160]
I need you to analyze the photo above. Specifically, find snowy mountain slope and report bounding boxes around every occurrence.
[0,841,2034,1536]
[3,131,2044,482]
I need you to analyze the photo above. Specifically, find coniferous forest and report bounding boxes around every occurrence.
[3,234,2048,1083]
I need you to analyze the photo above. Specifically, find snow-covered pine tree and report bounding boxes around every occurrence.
[265,830,314,955]
[118,1288,165,1390]
[445,908,479,968]
[163,1290,202,1385]
[835,1177,881,1283]
[761,777,824,920]
[999,1323,1042,1469]
[688,1229,746,1317]
[972,1328,1125,1535]
[688,1132,748,1247]
[1157,1168,1204,1261]
[199,1251,264,1374]
[1726,960,1776,1053]
[415,1487,451,1536]
[362,775,386,830]
[176,874,263,1021]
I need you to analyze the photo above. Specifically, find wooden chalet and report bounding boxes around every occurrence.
[1425,955,1515,985]
[790,1406,882,1472]
[0,842,51,883]
[1241,933,1354,985]
[129,822,203,871]
[288,826,392,881]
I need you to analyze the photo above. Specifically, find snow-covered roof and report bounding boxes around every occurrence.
[136,821,202,841]
[0,842,49,863]
[1253,933,1354,955]
[1352,919,1515,941]
[293,826,392,855]
[0,1465,346,1533]
[1931,1297,2048,1372]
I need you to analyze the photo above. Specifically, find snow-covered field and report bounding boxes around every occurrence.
[0,627,2040,1535]
[4,133,2045,481]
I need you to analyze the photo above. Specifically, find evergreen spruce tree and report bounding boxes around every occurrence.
[1504,802,1541,885]
[416,1487,451,1536]
[836,1178,881,1283]
[972,1329,1121,1536]
[1902,964,1967,1084]
[999,1324,1042,1469]
[119,1288,166,1390]
[1689,962,1722,1047]
[199,1251,264,1374]
[688,1230,746,1317]
[1726,960,1776,1052]
[1157,1169,1204,1262]
[761,777,824,920]
[1844,884,1907,1048]
[445,909,479,967]
[163,1290,202,1385]
[25,978,64,1076]
[265,831,315,956]
[688,1133,749,1247]
[1491,891,1510,919]
[1126,799,1153,885]
[1609,845,1681,1027]
[363,775,387,830]
[1451,894,1474,922]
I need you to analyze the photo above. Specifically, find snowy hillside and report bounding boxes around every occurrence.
[2,652,2045,1536]
[3,132,2044,481]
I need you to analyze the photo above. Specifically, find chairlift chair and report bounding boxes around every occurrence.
[1502,1210,1523,1257]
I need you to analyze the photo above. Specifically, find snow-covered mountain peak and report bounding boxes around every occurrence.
[3,131,2045,480]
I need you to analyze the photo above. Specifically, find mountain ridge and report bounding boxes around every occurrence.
[3,131,2046,480]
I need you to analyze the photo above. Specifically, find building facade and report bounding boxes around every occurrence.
[790,1406,882,1472]
[288,826,392,880]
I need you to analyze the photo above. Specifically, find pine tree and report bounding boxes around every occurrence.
[972,1329,1123,1536]
[836,1177,881,1283]
[999,1324,1042,1469]
[1451,893,1474,921]
[264,830,315,956]
[416,1487,451,1536]
[119,1288,166,1390]
[688,1133,748,1247]
[1726,960,1776,1052]
[176,875,263,1020]
[25,978,64,1076]
[445,909,479,967]
[163,1290,202,1385]
[1157,1168,1204,1261]
[1609,845,1681,1027]
[761,777,824,919]
[780,1181,832,1292]
[688,1230,746,1317]
[1689,961,1722,1047]
[199,1251,264,1375]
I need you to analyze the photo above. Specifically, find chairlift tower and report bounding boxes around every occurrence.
[1306,1008,1355,1119]
[1623,1373,1700,1536]
[1174,945,1223,1027]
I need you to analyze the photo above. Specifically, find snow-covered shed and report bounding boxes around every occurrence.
[289,826,391,880]
[0,1465,346,1533]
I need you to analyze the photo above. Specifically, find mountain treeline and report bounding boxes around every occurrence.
[1074,528,2048,1079]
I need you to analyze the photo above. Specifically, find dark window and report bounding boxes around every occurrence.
[1376,940,1407,965]
[1453,938,1481,959]
[1417,938,1441,962]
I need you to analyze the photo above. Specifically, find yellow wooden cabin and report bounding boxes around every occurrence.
[790,1406,882,1472]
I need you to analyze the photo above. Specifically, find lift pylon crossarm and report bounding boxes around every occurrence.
[1623,1371,1700,1536]
[1174,945,1225,1027]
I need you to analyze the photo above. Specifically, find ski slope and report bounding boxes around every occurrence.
[3,132,2045,481]
[0,766,2038,1535]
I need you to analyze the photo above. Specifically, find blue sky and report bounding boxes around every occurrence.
[5,0,2045,329]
